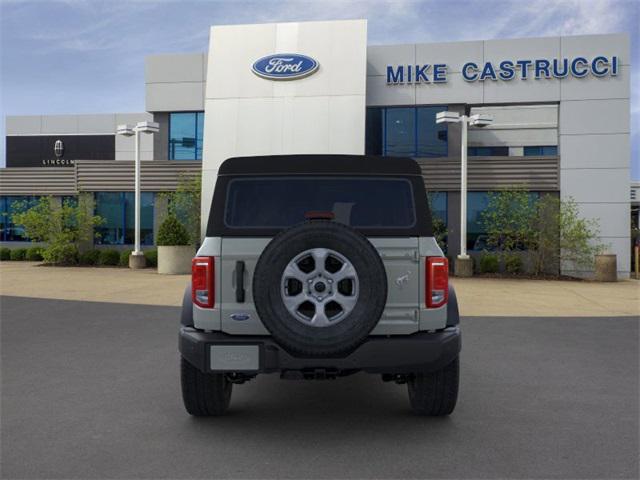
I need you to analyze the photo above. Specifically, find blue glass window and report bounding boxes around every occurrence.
[523,146,558,156]
[468,146,509,156]
[428,192,447,225]
[0,196,39,241]
[95,192,154,245]
[366,107,448,158]
[169,112,204,160]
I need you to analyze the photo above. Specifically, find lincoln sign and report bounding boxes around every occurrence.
[386,55,621,84]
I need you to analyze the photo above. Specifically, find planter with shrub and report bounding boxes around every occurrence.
[0,248,11,261]
[157,215,193,274]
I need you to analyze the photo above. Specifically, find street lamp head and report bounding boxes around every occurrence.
[436,111,461,124]
[469,114,493,128]
[135,121,160,134]
[116,124,135,137]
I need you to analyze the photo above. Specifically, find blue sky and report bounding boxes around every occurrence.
[1,0,638,177]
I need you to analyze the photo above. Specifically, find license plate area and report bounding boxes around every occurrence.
[209,345,260,372]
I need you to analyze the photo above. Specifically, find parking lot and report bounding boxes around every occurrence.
[2,295,638,479]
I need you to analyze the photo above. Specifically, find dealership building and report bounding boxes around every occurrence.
[0,20,632,277]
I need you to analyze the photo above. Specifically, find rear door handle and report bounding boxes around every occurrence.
[235,261,245,303]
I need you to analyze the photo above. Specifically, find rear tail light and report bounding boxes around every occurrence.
[192,257,214,308]
[426,257,449,308]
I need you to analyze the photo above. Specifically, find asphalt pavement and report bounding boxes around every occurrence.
[1,296,638,479]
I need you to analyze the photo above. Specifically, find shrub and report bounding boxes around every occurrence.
[119,250,133,267]
[157,214,190,246]
[144,249,158,268]
[479,253,499,274]
[79,249,101,265]
[42,244,79,265]
[11,195,103,265]
[0,248,10,261]
[26,246,43,261]
[10,248,27,261]
[162,174,201,246]
[504,253,523,274]
[98,249,120,266]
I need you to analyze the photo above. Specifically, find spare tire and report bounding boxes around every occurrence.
[253,220,387,357]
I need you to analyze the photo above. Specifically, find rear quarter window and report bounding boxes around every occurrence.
[223,177,416,229]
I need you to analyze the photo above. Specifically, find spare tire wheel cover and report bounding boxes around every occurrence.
[252,220,387,357]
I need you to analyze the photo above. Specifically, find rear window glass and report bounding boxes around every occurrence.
[224,177,416,229]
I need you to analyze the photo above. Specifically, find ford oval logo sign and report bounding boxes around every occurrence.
[252,53,319,81]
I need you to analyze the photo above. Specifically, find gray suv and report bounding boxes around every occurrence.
[179,155,461,416]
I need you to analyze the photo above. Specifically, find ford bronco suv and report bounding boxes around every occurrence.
[179,155,461,416]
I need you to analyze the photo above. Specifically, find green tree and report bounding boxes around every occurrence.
[531,195,605,275]
[11,195,103,265]
[161,174,201,246]
[480,187,535,253]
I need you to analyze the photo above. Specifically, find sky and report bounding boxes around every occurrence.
[1,0,638,177]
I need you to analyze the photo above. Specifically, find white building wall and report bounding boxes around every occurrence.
[201,20,368,231]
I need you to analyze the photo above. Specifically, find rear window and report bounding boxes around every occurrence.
[224,177,416,229]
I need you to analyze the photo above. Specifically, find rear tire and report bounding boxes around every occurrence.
[181,357,232,416]
[407,357,459,416]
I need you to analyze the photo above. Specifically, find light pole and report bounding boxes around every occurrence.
[116,121,159,269]
[436,111,492,276]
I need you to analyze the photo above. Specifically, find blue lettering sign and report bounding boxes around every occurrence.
[552,58,569,78]
[385,55,621,85]
[591,56,609,76]
[570,57,589,77]
[480,62,497,81]
[535,59,551,79]
[462,62,479,81]
[499,60,515,80]
[433,64,447,83]
[516,60,532,80]
[387,65,404,84]
[415,64,430,83]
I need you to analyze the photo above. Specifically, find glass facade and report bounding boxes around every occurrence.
[428,191,447,225]
[94,192,154,245]
[468,146,509,156]
[524,145,558,156]
[0,196,39,241]
[168,112,204,160]
[366,107,448,158]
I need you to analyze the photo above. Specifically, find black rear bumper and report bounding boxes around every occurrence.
[179,327,461,375]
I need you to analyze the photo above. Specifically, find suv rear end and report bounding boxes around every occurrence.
[180,155,460,416]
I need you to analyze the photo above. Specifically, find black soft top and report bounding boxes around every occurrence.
[207,154,432,238]
[218,154,423,176]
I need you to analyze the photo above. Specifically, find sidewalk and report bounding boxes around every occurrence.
[0,262,638,317]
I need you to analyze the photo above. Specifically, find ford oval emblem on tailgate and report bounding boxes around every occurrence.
[252,53,319,80]
[230,313,250,321]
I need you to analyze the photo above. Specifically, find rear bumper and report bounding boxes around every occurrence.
[179,327,461,375]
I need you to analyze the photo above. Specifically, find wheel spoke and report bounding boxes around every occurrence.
[281,291,307,311]
[283,263,307,282]
[310,248,329,273]
[332,262,357,282]
[333,292,358,312]
[311,307,331,327]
